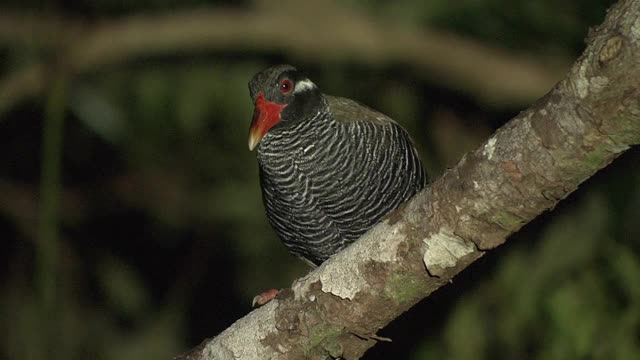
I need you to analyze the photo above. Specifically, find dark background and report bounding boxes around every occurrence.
[1,0,638,359]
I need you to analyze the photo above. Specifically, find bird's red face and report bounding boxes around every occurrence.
[248,78,292,150]
[247,65,320,151]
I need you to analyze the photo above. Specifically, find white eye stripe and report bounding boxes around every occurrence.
[294,79,317,93]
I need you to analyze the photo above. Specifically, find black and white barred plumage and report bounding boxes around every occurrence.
[249,65,426,265]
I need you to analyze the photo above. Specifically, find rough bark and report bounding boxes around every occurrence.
[176,0,640,359]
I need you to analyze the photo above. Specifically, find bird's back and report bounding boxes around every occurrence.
[257,95,426,265]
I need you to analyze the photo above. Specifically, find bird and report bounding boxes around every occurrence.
[248,64,427,268]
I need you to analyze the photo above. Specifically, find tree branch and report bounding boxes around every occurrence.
[0,3,567,116]
[176,0,640,359]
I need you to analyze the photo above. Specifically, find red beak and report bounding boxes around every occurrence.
[248,93,288,151]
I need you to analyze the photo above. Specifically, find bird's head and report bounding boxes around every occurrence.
[247,65,322,150]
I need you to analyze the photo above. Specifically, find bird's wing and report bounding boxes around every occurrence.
[312,95,426,242]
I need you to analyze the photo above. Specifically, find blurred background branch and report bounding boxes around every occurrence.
[0,3,570,116]
[36,64,68,360]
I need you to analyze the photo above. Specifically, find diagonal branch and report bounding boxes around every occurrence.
[176,0,640,359]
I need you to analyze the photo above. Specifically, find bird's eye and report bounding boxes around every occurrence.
[280,79,292,94]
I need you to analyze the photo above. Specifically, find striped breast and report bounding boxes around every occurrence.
[257,95,426,265]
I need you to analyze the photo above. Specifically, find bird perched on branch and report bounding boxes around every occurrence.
[248,64,426,269]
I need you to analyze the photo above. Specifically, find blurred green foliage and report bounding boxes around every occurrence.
[346,0,611,53]
[0,0,637,359]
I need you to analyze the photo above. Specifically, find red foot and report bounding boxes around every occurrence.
[252,288,280,307]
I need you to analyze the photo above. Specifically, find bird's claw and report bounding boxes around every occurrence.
[252,288,280,307]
